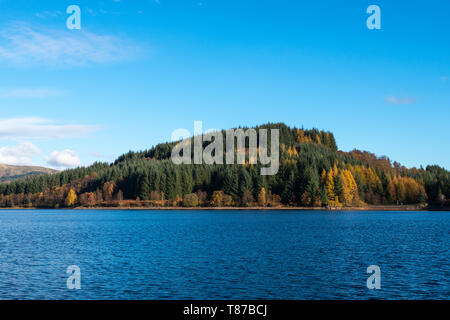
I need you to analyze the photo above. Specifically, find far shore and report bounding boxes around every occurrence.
[1,205,449,211]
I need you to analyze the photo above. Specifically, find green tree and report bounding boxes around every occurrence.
[139,175,151,200]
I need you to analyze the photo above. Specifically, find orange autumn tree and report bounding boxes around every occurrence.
[388,176,426,204]
[103,181,116,201]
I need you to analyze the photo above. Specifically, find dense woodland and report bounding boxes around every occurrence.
[0,123,449,209]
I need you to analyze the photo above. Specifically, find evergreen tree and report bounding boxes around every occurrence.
[282,172,295,204]
[139,175,151,200]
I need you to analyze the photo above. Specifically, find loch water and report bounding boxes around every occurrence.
[0,209,448,299]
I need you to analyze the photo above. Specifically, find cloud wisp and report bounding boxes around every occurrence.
[0,117,98,139]
[0,23,141,67]
[0,88,65,98]
[385,95,417,105]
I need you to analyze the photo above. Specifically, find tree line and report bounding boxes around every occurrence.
[0,123,449,209]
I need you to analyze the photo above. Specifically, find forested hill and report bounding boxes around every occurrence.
[0,123,449,209]
[113,123,338,164]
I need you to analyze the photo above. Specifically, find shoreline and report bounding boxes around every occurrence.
[1,205,448,211]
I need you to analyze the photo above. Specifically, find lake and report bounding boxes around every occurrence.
[0,209,448,300]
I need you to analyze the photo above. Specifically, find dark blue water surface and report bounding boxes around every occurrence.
[0,210,448,300]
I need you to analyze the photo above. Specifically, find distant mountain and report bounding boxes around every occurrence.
[0,164,58,183]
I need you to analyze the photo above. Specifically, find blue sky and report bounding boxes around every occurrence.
[0,0,449,169]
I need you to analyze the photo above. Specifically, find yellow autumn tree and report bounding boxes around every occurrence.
[258,187,267,206]
[286,146,298,158]
[325,170,341,207]
[399,176,425,204]
[394,176,406,203]
[347,170,359,204]
[296,129,305,143]
[210,191,224,207]
[296,129,314,144]
[387,178,397,202]
[65,189,77,207]
[340,170,359,206]
[350,165,365,187]
[332,164,339,177]
[365,167,382,191]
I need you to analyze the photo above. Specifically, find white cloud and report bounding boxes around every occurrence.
[0,141,41,165]
[0,23,140,67]
[46,149,81,168]
[0,117,98,139]
[0,88,64,98]
[385,95,416,105]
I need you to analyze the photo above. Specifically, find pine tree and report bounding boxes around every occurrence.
[139,175,151,200]
[282,172,295,204]
[320,185,328,207]
[334,174,344,203]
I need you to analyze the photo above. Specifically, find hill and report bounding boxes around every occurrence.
[0,123,449,209]
[0,164,58,183]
